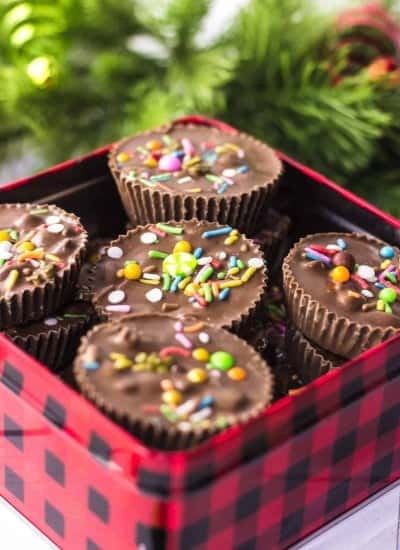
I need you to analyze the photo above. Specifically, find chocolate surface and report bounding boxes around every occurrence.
[110,123,281,197]
[0,203,86,298]
[288,233,400,328]
[74,315,273,440]
[91,221,266,328]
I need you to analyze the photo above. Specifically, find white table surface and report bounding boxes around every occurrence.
[1,481,399,549]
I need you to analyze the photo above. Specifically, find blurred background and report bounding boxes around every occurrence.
[0,0,399,214]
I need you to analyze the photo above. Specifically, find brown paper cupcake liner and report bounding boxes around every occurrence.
[286,324,342,383]
[0,203,88,329]
[282,232,399,359]
[89,219,268,337]
[109,123,283,235]
[8,312,93,371]
[74,317,274,450]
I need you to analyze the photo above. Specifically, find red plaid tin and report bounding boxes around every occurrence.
[0,116,399,550]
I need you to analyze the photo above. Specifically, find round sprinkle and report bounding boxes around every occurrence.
[140,232,158,245]
[192,347,210,362]
[124,263,142,280]
[116,152,130,163]
[222,168,236,178]
[248,257,264,269]
[163,252,197,277]
[173,240,192,254]
[145,288,163,303]
[228,367,247,381]
[162,389,183,406]
[107,246,124,259]
[0,231,11,242]
[361,289,374,299]
[187,368,208,384]
[159,154,182,172]
[0,251,12,260]
[46,215,60,225]
[379,245,395,259]
[0,241,12,252]
[47,223,64,234]
[337,238,347,250]
[198,332,210,344]
[217,251,227,261]
[44,318,58,327]
[209,351,235,371]
[330,266,350,283]
[108,290,126,304]
[357,265,376,282]
[379,287,397,304]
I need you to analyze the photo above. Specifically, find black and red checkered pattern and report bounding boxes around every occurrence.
[0,116,399,549]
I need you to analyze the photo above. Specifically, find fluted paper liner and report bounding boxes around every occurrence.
[286,324,341,383]
[90,219,268,338]
[74,315,274,450]
[109,123,283,234]
[283,232,400,359]
[0,203,88,329]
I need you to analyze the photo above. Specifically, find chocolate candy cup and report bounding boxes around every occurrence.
[74,314,273,450]
[0,203,87,329]
[108,122,282,234]
[283,232,400,358]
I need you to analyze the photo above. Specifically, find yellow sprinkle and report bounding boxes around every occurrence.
[186,188,202,193]
[220,280,243,289]
[380,259,391,270]
[4,269,19,292]
[139,278,159,285]
[184,283,200,296]
[110,352,126,360]
[18,248,44,261]
[124,263,142,280]
[224,235,239,246]
[116,152,130,163]
[178,276,192,290]
[162,390,183,406]
[230,229,240,236]
[241,266,257,282]
[17,241,35,253]
[211,282,219,298]
[198,287,205,296]
[117,269,125,278]
[192,348,210,362]
[144,156,158,168]
[0,231,10,242]
[46,254,61,262]
[114,357,132,370]
[187,368,208,384]
[227,267,240,276]
[174,240,192,254]
[377,299,385,311]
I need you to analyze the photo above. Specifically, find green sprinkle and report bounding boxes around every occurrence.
[237,259,245,270]
[0,259,5,267]
[160,404,178,422]
[148,250,168,259]
[205,174,223,183]
[9,230,19,242]
[199,266,214,283]
[139,178,156,187]
[124,260,138,266]
[204,283,213,303]
[386,272,397,284]
[162,273,171,291]
[156,223,184,235]
[215,416,229,429]
[162,135,172,145]
[63,314,88,319]
[136,146,148,155]
[150,173,172,181]
[385,303,393,314]
[31,208,49,215]
[217,272,226,280]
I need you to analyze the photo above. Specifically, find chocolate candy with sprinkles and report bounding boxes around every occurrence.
[108,122,282,234]
[91,220,267,332]
[283,232,400,358]
[73,314,273,450]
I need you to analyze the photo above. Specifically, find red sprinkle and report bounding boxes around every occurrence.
[383,280,400,297]
[193,292,207,307]
[149,226,166,237]
[142,404,161,414]
[211,259,221,269]
[74,225,82,234]
[309,245,336,256]
[159,346,191,359]
[351,274,369,289]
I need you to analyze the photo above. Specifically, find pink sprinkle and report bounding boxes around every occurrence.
[160,346,191,359]
[159,154,181,172]
[213,183,219,191]
[149,225,166,237]
[211,259,221,269]
[182,138,196,157]
[308,245,336,256]
[378,274,400,296]
[106,305,131,313]
[175,332,193,349]
[351,274,369,289]
[174,321,183,332]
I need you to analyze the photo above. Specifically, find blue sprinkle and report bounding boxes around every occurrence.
[198,395,214,409]
[337,238,347,250]
[217,182,229,194]
[173,150,185,158]
[84,361,100,370]
[193,247,203,259]
[202,226,232,239]
[374,282,385,289]
[229,256,237,268]
[170,276,183,293]
[189,297,196,303]
[379,245,395,259]
[305,251,331,265]
[236,165,249,174]
[219,288,231,301]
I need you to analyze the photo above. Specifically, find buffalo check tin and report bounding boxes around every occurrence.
[0,116,399,550]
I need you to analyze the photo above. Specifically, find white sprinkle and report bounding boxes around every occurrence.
[326,244,341,251]
[248,257,264,269]
[107,246,123,259]
[357,265,376,282]
[140,232,158,245]
[108,289,126,304]
[199,331,210,344]
[190,407,212,423]
[361,289,374,299]
[143,273,161,281]
[106,304,131,313]
[192,302,203,309]
[222,168,236,178]
[145,288,163,303]
[217,251,227,261]
[46,215,60,225]
[47,223,64,234]
[178,422,192,432]
[30,259,40,268]
[44,318,58,327]
[0,251,12,260]
[176,399,198,417]
[177,176,193,184]
[0,241,12,252]
[197,256,213,265]
[174,321,183,332]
